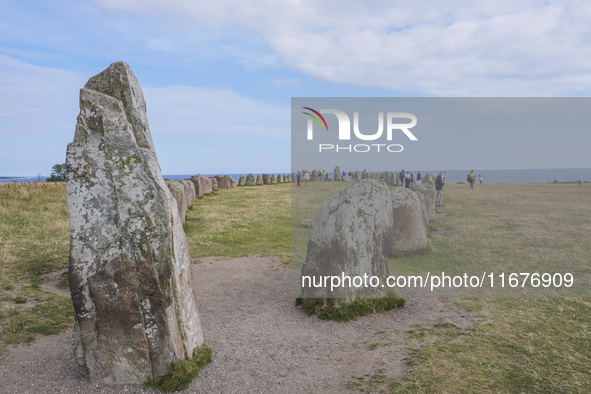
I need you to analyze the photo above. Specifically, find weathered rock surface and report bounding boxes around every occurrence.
[422,173,435,185]
[256,174,263,185]
[228,176,236,188]
[263,174,271,185]
[246,173,256,186]
[200,176,213,195]
[415,182,436,220]
[188,179,196,201]
[183,181,192,210]
[191,174,203,197]
[65,61,203,384]
[215,175,229,189]
[334,166,340,181]
[168,180,187,223]
[211,177,218,191]
[355,170,361,181]
[300,179,394,305]
[238,174,246,186]
[391,187,428,251]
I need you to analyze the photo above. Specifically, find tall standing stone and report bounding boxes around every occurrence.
[211,177,218,191]
[168,180,187,223]
[238,174,246,186]
[200,176,213,195]
[191,174,203,197]
[334,166,340,181]
[256,174,263,185]
[65,62,203,384]
[263,173,271,185]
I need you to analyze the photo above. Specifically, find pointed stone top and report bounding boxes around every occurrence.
[83,61,154,151]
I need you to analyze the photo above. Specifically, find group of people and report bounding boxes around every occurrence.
[295,168,486,209]
[467,170,483,189]
[399,170,426,188]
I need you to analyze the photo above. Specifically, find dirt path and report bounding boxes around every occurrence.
[0,256,475,393]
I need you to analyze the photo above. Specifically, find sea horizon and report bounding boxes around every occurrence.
[2,167,590,184]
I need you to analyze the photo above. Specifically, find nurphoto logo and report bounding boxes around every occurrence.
[302,107,418,153]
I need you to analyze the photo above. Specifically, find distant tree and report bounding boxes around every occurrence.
[46,163,66,182]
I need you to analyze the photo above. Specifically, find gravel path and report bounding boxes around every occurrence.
[0,256,475,393]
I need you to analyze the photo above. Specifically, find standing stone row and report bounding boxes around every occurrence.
[301,177,437,308]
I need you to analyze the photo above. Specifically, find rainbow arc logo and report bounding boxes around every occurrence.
[302,107,328,131]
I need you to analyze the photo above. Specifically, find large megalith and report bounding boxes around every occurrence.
[65,62,204,384]
[391,187,428,251]
[238,174,246,186]
[245,173,256,186]
[300,179,394,308]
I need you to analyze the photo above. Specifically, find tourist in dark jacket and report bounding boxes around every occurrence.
[435,172,444,207]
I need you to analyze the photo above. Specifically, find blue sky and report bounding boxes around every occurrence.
[1,0,591,176]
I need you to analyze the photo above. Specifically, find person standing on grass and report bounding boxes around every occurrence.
[303,170,310,187]
[296,171,301,187]
[399,170,405,185]
[467,170,476,190]
[405,170,411,188]
[435,171,444,207]
[479,174,483,185]
[416,170,422,186]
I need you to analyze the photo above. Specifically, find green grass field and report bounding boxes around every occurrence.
[1,180,590,392]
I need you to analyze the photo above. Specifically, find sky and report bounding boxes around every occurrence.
[1,0,591,176]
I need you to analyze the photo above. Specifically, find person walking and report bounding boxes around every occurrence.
[435,171,444,207]
[416,170,422,186]
[303,170,310,187]
[296,171,301,187]
[467,170,476,190]
[479,174,483,185]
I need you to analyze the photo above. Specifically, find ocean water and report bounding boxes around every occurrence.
[2,169,589,184]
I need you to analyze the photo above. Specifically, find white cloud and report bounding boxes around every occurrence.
[89,0,591,96]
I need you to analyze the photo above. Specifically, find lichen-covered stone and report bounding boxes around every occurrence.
[65,61,203,384]
[238,174,246,186]
[300,179,394,306]
[211,177,218,191]
[228,176,236,188]
[256,174,263,185]
[391,187,428,251]
[263,173,271,184]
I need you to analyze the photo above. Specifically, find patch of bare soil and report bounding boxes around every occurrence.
[40,269,70,298]
[0,256,476,393]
